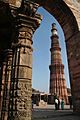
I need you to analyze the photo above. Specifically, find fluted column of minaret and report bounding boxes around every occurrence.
[49,23,68,104]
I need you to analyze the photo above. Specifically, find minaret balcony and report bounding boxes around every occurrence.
[50,35,59,39]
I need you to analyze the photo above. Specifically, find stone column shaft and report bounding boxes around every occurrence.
[8,13,42,120]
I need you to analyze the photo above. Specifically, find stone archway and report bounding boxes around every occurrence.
[8,0,80,114]
[0,0,80,120]
[31,0,80,113]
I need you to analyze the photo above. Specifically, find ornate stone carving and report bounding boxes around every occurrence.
[18,0,39,17]
[0,1,42,120]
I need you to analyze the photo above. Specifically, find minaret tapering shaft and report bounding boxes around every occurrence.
[49,23,68,104]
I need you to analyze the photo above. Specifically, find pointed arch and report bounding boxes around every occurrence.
[33,0,79,41]
[32,0,80,113]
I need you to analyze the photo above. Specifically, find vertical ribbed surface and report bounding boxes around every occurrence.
[1,49,13,120]
[49,23,68,104]
[7,13,42,120]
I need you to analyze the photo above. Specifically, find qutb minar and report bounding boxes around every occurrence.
[49,23,68,104]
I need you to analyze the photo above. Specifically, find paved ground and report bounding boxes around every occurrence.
[32,105,80,120]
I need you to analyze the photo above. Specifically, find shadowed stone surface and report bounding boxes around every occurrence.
[0,1,80,120]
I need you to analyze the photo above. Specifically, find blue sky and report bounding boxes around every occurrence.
[32,7,70,93]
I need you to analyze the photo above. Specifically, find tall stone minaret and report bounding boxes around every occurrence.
[49,23,68,104]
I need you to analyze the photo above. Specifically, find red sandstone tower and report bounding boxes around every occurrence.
[49,23,68,104]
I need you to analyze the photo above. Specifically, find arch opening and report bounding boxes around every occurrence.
[0,1,80,118]
[32,0,80,112]
[32,7,70,93]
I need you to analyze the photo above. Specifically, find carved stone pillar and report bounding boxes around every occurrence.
[1,49,13,120]
[8,12,42,120]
